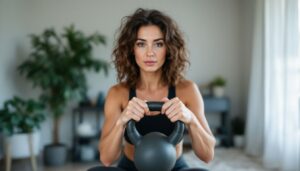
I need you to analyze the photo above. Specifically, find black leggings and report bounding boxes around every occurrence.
[87,155,208,171]
[118,155,207,171]
[118,155,190,171]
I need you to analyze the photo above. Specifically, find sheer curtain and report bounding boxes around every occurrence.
[245,0,265,157]
[246,0,300,170]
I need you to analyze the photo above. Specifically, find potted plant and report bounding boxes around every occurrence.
[231,116,245,148]
[18,25,109,166]
[0,96,45,159]
[211,76,226,97]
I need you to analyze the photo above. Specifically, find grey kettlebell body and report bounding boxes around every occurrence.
[126,102,185,171]
[134,132,177,171]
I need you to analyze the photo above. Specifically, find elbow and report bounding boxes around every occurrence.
[203,158,213,164]
[99,145,113,167]
[100,153,120,166]
[198,148,214,164]
[197,138,216,163]
[204,137,216,163]
[100,153,113,167]
[202,151,214,163]
[99,145,120,166]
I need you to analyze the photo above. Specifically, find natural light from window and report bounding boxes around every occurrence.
[298,0,300,130]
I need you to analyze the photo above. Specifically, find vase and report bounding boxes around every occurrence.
[234,135,245,148]
[212,86,225,97]
[5,132,40,159]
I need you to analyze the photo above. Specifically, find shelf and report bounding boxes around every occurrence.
[72,105,103,162]
[77,134,100,141]
[76,132,101,144]
[203,96,230,113]
[73,106,103,113]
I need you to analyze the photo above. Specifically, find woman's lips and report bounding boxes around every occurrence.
[144,61,157,66]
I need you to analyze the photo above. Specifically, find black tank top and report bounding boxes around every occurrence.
[124,86,176,144]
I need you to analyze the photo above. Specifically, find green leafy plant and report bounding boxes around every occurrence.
[211,76,226,87]
[231,117,245,135]
[0,96,45,136]
[18,25,109,144]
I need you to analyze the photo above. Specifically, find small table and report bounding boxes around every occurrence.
[203,96,232,147]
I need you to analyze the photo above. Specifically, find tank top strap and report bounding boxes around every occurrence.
[168,86,176,99]
[129,87,136,100]
[128,86,176,100]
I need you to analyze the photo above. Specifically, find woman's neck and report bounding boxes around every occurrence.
[137,71,166,91]
[136,72,169,101]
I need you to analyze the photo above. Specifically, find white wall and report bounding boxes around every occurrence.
[0,0,254,153]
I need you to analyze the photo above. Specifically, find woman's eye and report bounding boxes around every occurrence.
[155,42,164,47]
[136,42,145,47]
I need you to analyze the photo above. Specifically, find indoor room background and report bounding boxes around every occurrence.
[0,0,252,150]
[4,0,296,171]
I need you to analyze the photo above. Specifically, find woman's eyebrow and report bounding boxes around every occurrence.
[153,38,164,42]
[136,38,164,42]
[136,38,146,41]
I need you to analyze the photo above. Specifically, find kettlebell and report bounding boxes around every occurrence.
[126,101,185,171]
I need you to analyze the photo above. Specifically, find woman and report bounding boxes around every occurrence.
[99,8,215,171]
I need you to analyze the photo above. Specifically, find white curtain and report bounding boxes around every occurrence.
[245,0,265,158]
[246,0,300,170]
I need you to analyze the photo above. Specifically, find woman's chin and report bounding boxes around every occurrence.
[142,67,161,73]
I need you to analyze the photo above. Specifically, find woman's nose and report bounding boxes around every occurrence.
[146,46,155,57]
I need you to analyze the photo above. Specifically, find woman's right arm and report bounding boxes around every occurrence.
[99,85,148,166]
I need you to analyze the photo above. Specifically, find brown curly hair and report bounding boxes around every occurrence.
[112,8,189,88]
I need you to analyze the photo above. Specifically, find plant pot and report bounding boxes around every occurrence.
[44,144,67,166]
[0,134,3,160]
[212,86,225,97]
[4,132,40,159]
[80,145,95,161]
[234,135,245,148]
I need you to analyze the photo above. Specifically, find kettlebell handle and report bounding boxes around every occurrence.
[127,101,185,146]
[146,101,164,111]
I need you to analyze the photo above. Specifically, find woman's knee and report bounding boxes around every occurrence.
[180,168,209,171]
[87,166,125,171]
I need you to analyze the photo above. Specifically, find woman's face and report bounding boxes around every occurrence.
[134,25,167,73]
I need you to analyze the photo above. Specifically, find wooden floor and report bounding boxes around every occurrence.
[0,147,275,171]
[0,154,99,171]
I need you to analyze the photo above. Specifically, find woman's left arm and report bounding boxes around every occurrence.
[162,81,216,163]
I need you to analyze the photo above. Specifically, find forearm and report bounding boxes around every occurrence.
[187,114,216,163]
[99,119,125,166]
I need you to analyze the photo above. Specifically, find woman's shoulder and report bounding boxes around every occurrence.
[176,79,198,91]
[105,83,130,109]
[176,79,200,100]
[176,80,201,105]
[107,82,130,99]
